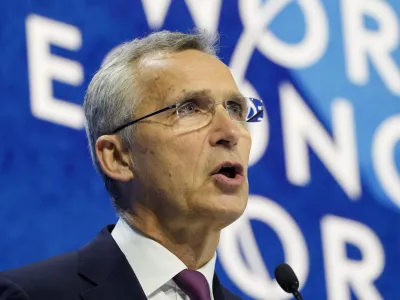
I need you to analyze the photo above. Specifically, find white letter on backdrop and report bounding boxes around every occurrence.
[322,215,384,300]
[342,0,400,95]
[26,14,84,129]
[280,83,361,199]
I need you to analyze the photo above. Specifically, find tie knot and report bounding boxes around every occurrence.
[173,270,211,300]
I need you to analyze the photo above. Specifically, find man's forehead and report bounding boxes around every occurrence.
[136,50,239,106]
[138,49,214,69]
[138,49,228,77]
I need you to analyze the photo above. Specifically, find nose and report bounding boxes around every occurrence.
[209,105,240,149]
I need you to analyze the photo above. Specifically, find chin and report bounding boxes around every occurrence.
[205,194,248,229]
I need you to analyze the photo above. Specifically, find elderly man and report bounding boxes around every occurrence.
[0,30,263,300]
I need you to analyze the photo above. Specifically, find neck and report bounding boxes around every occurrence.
[123,207,220,270]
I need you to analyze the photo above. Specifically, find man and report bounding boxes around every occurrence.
[0,30,263,300]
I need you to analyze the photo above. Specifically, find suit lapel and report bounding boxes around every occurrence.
[213,274,241,300]
[78,225,147,300]
[213,274,226,300]
[80,256,146,300]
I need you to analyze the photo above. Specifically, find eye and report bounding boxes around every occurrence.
[227,100,246,120]
[177,100,201,116]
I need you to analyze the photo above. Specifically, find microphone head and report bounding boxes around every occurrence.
[274,263,299,294]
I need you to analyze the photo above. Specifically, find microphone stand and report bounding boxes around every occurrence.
[293,290,303,300]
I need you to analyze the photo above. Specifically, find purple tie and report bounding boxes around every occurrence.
[173,270,211,300]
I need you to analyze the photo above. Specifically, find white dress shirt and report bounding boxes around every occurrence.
[111,218,216,300]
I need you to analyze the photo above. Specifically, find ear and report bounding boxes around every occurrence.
[95,135,134,182]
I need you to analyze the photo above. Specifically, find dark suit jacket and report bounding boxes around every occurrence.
[0,225,240,300]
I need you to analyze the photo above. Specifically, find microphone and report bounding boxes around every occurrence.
[274,263,304,300]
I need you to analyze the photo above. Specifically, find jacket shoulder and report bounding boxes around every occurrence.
[0,277,30,300]
[0,251,89,300]
[1,251,77,282]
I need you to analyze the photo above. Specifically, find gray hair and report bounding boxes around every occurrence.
[83,30,219,212]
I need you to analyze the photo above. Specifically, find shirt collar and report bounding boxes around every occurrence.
[111,218,217,297]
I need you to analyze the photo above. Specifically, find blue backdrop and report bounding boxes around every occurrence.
[1,1,400,299]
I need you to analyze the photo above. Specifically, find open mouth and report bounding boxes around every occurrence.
[217,165,240,178]
[211,162,244,191]
[212,162,244,179]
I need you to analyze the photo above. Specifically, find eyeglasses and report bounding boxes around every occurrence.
[110,96,264,134]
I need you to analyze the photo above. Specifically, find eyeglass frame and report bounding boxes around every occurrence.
[109,97,264,134]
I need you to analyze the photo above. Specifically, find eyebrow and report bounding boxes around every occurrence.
[224,91,247,103]
[175,89,246,103]
[176,89,213,103]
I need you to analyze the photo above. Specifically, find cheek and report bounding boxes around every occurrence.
[133,126,207,183]
[242,133,252,161]
[166,136,208,185]
[172,136,205,169]
[149,136,205,176]
[130,132,167,176]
